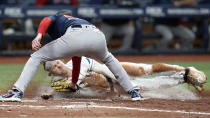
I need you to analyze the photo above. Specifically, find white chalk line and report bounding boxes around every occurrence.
[22,100,38,102]
[0,103,210,116]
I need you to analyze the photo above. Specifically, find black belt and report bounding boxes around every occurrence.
[71,25,82,28]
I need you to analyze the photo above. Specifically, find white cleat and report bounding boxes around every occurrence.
[0,90,23,102]
[130,89,144,101]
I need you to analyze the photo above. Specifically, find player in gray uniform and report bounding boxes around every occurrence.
[0,11,142,102]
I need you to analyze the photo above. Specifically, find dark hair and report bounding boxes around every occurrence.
[57,10,71,15]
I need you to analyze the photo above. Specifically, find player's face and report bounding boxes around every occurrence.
[50,60,68,76]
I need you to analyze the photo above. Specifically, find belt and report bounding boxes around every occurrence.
[71,25,96,29]
[71,25,82,28]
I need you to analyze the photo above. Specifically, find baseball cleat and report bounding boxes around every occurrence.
[0,89,23,102]
[129,89,144,101]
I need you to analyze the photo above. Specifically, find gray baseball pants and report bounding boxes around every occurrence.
[14,25,136,93]
[155,25,195,49]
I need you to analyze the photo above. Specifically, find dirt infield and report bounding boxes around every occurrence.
[0,54,210,64]
[0,54,210,117]
[0,92,210,118]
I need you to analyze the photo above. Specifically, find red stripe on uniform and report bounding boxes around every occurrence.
[72,56,81,84]
[37,17,52,38]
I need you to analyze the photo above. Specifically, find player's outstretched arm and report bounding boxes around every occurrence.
[150,63,206,91]
[120,62,206,91]
[151,63,185,73]
[93,61,184,77]
[120,62,185,77]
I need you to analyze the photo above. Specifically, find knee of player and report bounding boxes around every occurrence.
[101,52,113,63]
[30,53,47,63]
[188,34,196,41]
[162,34,173,41]
[125,26,135,35]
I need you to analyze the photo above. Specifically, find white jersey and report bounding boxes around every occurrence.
[65,56,116,83]
[65,57,94,79]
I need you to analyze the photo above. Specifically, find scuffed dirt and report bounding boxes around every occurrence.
[0,92,210,118]
[0,87,210,118]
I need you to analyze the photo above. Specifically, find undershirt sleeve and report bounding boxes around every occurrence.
[72,56,82,84]
[37,17,52,37]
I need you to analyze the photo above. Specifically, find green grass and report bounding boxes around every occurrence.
[164,61,210,90]
[0,64,49,90]
[0,61,209,91]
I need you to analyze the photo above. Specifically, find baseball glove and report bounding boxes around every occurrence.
[51,78,77,92]
[184,67,207,92]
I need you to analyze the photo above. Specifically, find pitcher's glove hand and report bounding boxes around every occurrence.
[51,78,78,92]
[184,67,207,92]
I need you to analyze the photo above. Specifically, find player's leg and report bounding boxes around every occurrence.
[80,29,136,92]
[155,25,173,50]
[90,31,143,100]
[14,37,75,93]
[118,21,135,51]
[0,35,78,101]
[0,54,46,101]
[76,27,143,100]
[100,52,143,100]
[172,25,195,49]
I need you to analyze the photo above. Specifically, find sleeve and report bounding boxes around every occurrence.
[37,16,55,37]
[72,56,82,84]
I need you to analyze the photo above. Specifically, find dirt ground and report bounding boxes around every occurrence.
[0,54,210,64]
[0,54,210,118]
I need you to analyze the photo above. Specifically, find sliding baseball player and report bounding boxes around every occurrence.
[43,56,206,96]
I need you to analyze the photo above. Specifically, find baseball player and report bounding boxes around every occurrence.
[45,57,116,84]
[0,10,142,102]
[45,56,206,93]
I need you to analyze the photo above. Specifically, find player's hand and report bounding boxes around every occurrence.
[69,82,78,92]
[32,33,42,51]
